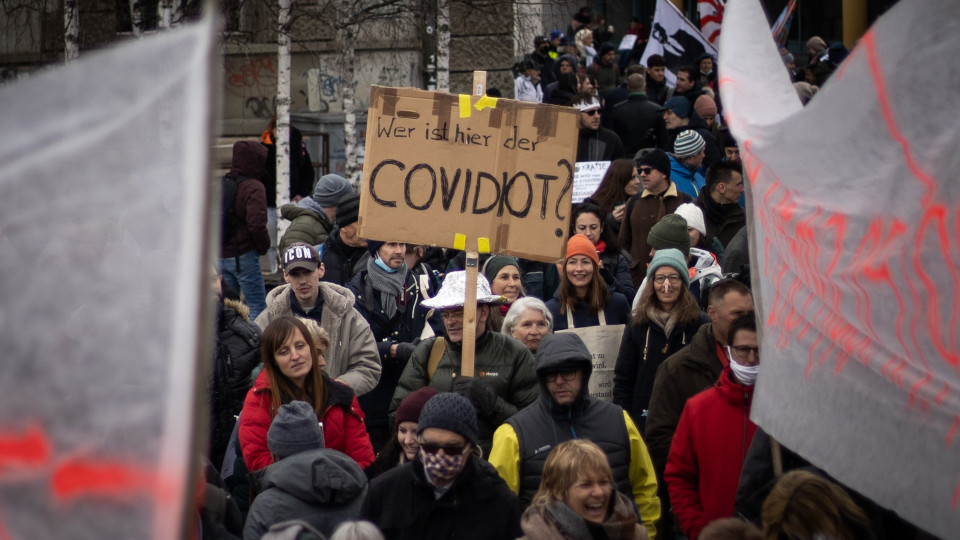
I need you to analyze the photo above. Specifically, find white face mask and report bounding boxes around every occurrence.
[727,346,760,386]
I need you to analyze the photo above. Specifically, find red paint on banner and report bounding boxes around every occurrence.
[51,459,169,502]
[863,30,936,205]
[0,424,51,470]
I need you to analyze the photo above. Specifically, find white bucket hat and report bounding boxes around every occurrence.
[422,270,505,310]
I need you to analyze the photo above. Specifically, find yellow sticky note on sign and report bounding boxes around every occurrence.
[453,233,467,251]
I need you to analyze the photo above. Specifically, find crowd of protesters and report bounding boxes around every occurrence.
[203,6,931,540]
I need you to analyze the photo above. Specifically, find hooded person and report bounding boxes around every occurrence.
[362,393,524,540]
[244,401,369,540]
[320,194,370,286]
[489,333,661,538]
[388,271,538,456]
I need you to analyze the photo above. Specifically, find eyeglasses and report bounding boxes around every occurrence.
[730,345,760,360]
[418,439,469,455]
[440,309,465,321]
[638,167,654,175]
[582,109,601,116]
[545,370,578,382]
[653,275,682,285]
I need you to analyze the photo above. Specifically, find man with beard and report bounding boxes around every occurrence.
[348,240,438,451]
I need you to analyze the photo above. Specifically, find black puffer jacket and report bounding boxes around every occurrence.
[362,455,522,540]
[210,298,261,470]
[320,226,371,286]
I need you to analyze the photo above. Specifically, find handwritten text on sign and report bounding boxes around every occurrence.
[572,161,611,204]
[358,87,580,261]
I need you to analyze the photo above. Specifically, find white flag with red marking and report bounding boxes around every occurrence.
[0,18,213,540]
[719,0,960,537]
[698,0,724,44]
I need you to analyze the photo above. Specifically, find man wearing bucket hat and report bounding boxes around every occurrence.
[389,271,538,456]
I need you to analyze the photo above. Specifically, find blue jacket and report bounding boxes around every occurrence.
[668,154,705,199]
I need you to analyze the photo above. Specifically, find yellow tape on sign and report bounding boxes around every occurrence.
[458,95,472,118]
[474,95,498,112]
[477,237,491,254]
[453,233,467,251]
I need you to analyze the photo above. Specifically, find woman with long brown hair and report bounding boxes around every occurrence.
[238,316,375,472]
[613,249,708,432]
[588,159,641,238]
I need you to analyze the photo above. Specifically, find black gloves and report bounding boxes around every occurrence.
[452,375,498,417]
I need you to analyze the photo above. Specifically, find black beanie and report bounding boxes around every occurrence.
[336,195,360,228]
[416,392,479,446]
[637,149,671,178]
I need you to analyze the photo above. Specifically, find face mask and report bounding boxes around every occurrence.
[727,346,760,386]
[374,254,400,273]
[420,448,468,484]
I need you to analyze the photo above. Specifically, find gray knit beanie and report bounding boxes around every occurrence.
[313,174,354,207]
[648,214,691,259]
[416,392,479,446]
[646,248,691,288]
[268,401,324,459]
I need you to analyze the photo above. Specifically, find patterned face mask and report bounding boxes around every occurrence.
[419,446,468,484]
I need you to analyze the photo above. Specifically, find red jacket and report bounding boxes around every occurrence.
[665,368,757,539]
[238,370,375,471]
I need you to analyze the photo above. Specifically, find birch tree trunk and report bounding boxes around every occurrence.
[129,0,143,37]
[337,23,360,187]
[436,0,450,92]
[276,0,292,212]
[64,0,79,62]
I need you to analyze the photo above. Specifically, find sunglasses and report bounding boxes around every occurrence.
[582,109,601,116]
[418,439,469,455]
[638,167,654,175]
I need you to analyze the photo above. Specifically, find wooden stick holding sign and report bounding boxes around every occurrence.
[458,71,488,379]
[455,234,491,377]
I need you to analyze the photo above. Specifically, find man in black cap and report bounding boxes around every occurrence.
[319,194,369,286]
[256,241,380,395]
[362,393,523,540]
[347,240,438,451]
[488,333,660,537]
[619,149,694,286]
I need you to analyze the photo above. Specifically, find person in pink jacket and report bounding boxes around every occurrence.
[239,316,375,472]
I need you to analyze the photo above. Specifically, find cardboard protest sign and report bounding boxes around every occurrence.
[572,161,611,204]
[0,20,212,539]
[720,0,960,536]
[358,86,580,262]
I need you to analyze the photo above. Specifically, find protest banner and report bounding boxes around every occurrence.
[641,0,717,85]
[619,34,638,52]
[357,86,580,263]
[572,161,611,204]
[720,0,960,536]
[0,18,213,540]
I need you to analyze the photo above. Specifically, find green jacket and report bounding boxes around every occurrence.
[389,331,538,455]
[278,201,333,254]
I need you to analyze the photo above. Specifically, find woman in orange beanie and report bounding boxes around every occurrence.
[545,234,632,331]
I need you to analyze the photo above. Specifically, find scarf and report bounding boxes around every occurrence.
[595,240,607,255]
[645,304,679,338]
[365,256,408,319]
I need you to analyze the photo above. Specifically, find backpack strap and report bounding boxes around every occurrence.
[427,337,447,381]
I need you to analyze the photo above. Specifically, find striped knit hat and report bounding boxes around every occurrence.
[674,130,706,158]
